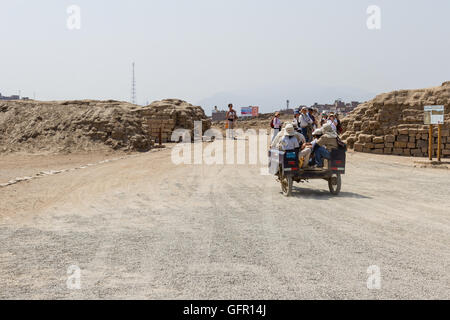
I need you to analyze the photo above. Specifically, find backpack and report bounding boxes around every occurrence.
[336,119,343,134]
[336,136,347,151]
[270,118,275,128]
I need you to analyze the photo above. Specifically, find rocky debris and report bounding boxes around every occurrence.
[0,99,210,153]
[341,82,450,158]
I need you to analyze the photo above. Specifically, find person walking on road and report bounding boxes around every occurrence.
[271,112,282,142]
[226,104,237,139]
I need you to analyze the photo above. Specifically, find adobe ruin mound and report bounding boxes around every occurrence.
[341,82,450,157]
[0,99,210,154]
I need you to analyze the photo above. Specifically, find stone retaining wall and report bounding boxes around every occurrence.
[352,125,450,157]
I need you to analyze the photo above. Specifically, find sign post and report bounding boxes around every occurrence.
[424,105,444,161]
[428,124,433,160]
[437,124,442,162]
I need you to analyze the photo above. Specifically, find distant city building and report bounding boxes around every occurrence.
[0,92,29,101]
[351,101,360,108]
[310,100,361,116]
[212,110,227,121]
[279,108,294,115]
[334,99,345,108]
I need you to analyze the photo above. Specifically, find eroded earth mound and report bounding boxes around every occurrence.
[0,99,210,153]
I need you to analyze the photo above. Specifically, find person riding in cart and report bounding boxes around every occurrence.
[268,123,346,197]
[273,124,312,169]
[307,123,338,168]
[299,107,313,142]
[279,124,299,151]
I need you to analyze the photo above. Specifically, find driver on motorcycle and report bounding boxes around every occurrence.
[277,124,311,168]
[279,124,299,150]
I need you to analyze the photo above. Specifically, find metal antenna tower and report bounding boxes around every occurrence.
[131,62,136,104]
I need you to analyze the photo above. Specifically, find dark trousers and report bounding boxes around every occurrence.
[314,146,331,167]
[301,127,309,142]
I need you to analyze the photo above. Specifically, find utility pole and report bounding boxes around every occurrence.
[131,62,136,105]
[286,100,289,110]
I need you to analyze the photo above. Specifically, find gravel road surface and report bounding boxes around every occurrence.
[0,144,449,299]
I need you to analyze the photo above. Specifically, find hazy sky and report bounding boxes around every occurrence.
[1,0,449,113]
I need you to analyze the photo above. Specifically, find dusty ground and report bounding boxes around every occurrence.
[212,113,293,133]
[0,142,449,299]
[0,151,134,183]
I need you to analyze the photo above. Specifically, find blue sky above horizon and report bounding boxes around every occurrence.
[1,0,449,113]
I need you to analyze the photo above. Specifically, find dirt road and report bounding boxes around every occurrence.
[0,144,449,299]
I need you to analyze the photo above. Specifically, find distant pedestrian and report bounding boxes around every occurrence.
[271,112,282,142]
[226,103,237,139]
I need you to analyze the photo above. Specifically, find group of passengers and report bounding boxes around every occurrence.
[270,107,340,169]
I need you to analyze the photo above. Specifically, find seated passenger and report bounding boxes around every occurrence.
[292,113,300,131]
[271,122,301,149]
[320,112,328,127]
[327,114,338,132]
[279,124,299,151]
[308,123,338,168]
[277,124,312,168]
[293,127,312,168]
[270,125,287,149]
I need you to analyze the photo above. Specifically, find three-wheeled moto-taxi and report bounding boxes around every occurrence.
[268,147,346,197]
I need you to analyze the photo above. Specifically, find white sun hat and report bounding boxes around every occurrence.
[285,124,295,136]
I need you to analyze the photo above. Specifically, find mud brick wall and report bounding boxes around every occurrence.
[135,99,211,143]
[352,125,450,157]
[145,118,176,143]
[341,82,450,158]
